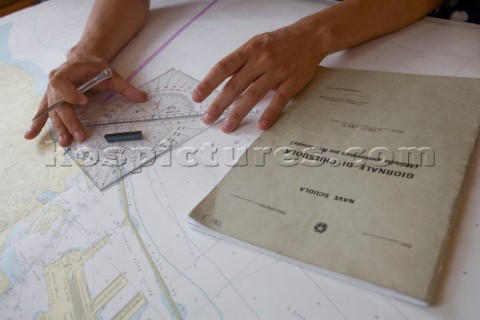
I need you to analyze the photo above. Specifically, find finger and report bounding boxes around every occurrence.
[220,74,276,133]
[25,94,49,139]
[258,81,298,130]
[107,72,148,102]
[55,103,86,143]
[48,90,82,147]
[193,49,246,103]
[49,107,72,147]
[203,64,263,126]
[46,88,76,147]
[50,72,88,105]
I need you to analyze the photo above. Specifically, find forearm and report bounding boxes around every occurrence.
[296,0,442,60]
[68,0,150,61]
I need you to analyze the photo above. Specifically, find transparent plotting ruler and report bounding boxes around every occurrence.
[69,69,226,190]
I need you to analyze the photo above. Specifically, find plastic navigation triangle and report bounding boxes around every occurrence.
[69,69,221,190]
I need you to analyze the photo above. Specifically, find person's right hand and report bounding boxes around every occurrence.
[24,56,148,147]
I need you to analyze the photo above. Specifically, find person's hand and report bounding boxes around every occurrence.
[24,56,148,147]
[193,22,324,133]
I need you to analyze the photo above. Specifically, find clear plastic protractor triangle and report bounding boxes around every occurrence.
[69,69,219,190]
[79,68,212,127]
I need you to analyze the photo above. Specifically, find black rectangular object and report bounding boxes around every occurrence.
[104,131,143,143]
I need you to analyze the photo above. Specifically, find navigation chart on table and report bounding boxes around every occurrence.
[70,69,220,190]
[4,0,479,319]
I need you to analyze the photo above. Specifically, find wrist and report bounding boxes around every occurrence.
[292,1,366,61]
[290,14,333,64]
[66,41,110,63]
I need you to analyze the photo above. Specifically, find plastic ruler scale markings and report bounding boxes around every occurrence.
[69,69,226,190]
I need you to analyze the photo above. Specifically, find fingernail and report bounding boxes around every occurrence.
[203,113,213,124]
[259,119,269,130]
[222,119,233,132]
[72,131,85,141]
[192,89,202,101]
[79,96,88,105]
[59,134,67,142]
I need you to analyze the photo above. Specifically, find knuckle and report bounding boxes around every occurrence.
[63,118,78,132]
[231,50,244,62]
[245,33,272,51]
[274,92,289,109]
[228,110,241,122]
[68,124,82,135]
[223,80,237,94]
[199,80,213,92]
[257,51,276,65]
[208,103,220,115]
[49,75,64,91]
[48,69,56,80]
[244,88,259,101]
[213,59,230,75]
[275,66,290,79]
[52,122,65,136]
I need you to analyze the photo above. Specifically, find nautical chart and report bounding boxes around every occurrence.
[69,69,222,190]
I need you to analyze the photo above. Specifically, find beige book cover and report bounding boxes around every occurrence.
[188,67,480,305]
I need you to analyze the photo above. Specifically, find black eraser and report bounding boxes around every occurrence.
[104,131,143,143]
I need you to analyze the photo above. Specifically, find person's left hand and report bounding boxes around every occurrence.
[192,22,323,133]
